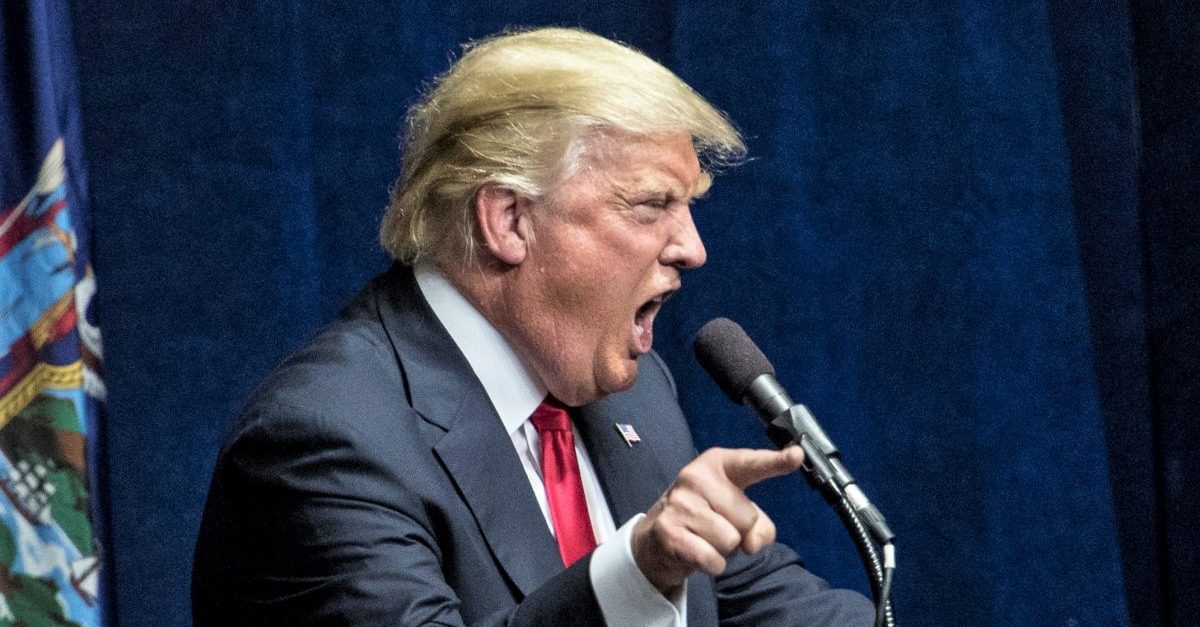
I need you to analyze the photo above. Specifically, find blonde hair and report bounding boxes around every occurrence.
[380,27,745,264]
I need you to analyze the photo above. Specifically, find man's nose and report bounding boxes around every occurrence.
[662,207,707,269]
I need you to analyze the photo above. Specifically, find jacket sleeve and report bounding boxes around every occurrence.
[713,542,876,626]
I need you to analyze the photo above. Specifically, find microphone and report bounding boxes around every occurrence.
[693,318,894,545]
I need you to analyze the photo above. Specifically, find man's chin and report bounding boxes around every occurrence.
[599,360,640,397]
[554,360,640,406]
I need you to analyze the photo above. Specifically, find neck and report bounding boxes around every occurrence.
[439,258,510,329]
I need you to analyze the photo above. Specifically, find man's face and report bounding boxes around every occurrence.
[506,131,710,406]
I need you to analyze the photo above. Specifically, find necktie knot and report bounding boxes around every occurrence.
[530,397,571,433]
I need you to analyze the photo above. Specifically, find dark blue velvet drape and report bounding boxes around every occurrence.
[65,1,1198,625]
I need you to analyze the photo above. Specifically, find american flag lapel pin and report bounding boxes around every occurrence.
[615,423,641,447]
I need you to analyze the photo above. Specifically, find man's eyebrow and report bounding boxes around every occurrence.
[622,172,712,202]
[623,183,680,200]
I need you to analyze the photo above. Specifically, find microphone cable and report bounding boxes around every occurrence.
[806,441,895,626]
[831,488,895,627]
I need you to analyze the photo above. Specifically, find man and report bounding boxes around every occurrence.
[192,27,874,625]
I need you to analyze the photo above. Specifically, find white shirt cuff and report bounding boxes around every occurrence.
[589,514,687,627]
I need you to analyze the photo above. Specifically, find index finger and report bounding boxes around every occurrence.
[720,446,804,489]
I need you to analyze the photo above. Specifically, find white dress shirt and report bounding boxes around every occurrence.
[415,264,686,626]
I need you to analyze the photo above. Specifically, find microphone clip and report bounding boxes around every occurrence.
[744,374,895,545]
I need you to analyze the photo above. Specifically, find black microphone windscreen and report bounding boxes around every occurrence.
[692,318,775,403]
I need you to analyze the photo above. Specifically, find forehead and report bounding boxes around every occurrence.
[578,131,707,197]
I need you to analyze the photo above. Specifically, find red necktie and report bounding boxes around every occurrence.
[530,397,597,566]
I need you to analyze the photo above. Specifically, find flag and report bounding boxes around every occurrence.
[0,2,104,625]
[615,423,641,447]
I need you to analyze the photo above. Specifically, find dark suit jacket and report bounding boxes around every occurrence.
[192,264,874,625]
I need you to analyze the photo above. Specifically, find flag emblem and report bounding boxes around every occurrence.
[615,423,641,447]
[1,3,105,623]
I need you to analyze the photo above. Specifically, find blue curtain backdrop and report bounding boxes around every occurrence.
[63,1,1198,626]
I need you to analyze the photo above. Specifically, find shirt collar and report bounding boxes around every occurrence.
[414,263,546,436]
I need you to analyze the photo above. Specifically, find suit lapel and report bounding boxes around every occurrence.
[373,265,564,597]
[575,400,675,526]
[432,391,564,597]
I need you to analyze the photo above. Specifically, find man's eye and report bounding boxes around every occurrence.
[636,197,670,211]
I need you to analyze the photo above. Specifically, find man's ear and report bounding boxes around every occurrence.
[475,182,532,266]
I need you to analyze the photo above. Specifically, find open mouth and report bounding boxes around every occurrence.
[632,290,675,353]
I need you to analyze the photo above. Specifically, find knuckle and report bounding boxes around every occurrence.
[730,503,758,533]
[673,487,707,513]
[745,502,761,524]
[661,491,691,518]
[661,526,692,560]
[653,513,679,537]
[715,528,741,555]
[675,465,705,489]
